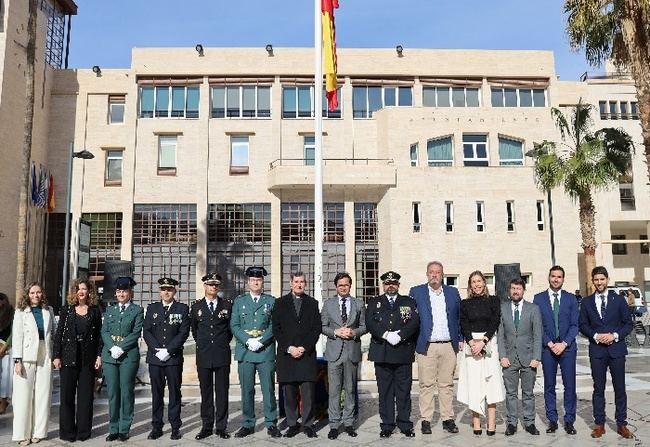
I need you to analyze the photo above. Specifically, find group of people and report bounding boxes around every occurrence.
[7,261,636,444]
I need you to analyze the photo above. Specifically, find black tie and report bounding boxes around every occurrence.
[253,296,259,304]
[164,305,170,315]
[341,297,348,323]
[388,296,395,309]
[514,303,520,329]
[120,304,125,314]
[209,301,215,314]
[599,295,606,319]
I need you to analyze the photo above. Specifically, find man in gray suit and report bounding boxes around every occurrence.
[498,278,542,437]
[321,272,367,440]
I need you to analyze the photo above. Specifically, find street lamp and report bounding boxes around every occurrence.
[62,143,94,304]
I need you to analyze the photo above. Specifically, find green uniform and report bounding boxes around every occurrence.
[230,292,277,428]
[101,302,144,435]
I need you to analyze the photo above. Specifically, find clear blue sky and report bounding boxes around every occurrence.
[69,0,595,81]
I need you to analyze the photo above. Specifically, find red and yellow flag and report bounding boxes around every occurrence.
[47,173,55,212]
[322,0,339,111]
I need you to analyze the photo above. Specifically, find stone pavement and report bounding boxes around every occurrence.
[0,337,648,446]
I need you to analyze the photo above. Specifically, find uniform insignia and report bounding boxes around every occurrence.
[153,313,158,319]
[264,303,271,315]
[218,309,229,319]
[399,306,412,322]
[377,301,381,309]
[198,309,202,317]
[169,313,182,325]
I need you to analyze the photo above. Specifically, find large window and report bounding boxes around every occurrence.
[600,100,640,120]
[355,203,379,301]
[498,137,524,166]
[427,137,453,166]
[105,149,123,186]
[611,235,627,255]
[423,87,480,107]
[230,135,249,174]
[211,85,271,118]
[108,95,125,124]
[491,87,546,107]
[463,134,489,166]
[139,86,200,118]
[282,86,341,119]
[158,135,177,175]
[352,85,412,118]
[81,212,123,281]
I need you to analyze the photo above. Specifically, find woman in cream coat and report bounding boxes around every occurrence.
[12,282,55,446]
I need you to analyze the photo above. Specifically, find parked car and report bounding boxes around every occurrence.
[608,285,646,316]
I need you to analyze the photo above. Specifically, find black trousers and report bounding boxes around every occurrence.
[375,362,413,432]
[149,363,183,430]
[197,365,230,430]
[283,381,315,428]
[59,364,96,440]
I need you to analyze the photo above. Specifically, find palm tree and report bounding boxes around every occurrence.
[528,100,634,292]
[564,0,650,183]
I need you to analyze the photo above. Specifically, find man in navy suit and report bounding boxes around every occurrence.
[409,261,462,435]
[533,266,579,435]
[579,266,634,439]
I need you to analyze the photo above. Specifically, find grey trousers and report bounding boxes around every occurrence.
[502,357,537,427]
[327,358,358,429]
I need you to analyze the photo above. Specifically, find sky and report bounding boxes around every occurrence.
[68,0,595,81]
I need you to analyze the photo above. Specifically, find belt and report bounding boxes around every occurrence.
[111,335,125,342]
[244,329,264,337]
[429,340,451,344]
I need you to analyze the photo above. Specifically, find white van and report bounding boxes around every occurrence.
[608,284,646,315]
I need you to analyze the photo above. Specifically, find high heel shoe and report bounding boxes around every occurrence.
[473,429,482,435]
[486,429,496,436]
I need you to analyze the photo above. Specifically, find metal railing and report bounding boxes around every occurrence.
[269,158,395,169]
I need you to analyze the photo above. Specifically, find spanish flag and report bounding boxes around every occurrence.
[322,0,338,111]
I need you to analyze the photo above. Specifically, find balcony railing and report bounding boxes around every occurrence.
[269,158,395,169]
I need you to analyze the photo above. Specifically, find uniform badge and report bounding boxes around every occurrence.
[399,306,412,322]
[169,313,182,325]
[218,309,229,319]
[377,301,381,309]
[153,313,158,319]
[198,309,202,317]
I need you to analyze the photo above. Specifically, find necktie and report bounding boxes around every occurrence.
[253,296,258,304]
[514,303,520,329]
[599,295,606,320]
[388,296,395,309]
[120,304,125,314]
[552,293,560,339]
[209,301,215,314]
[341,297,348,323]
[164,305,170,315]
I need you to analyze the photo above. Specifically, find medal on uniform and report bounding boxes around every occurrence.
[377,302,381,309]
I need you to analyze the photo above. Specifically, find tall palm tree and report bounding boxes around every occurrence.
[564,0,650,183]
[528,100,634,292]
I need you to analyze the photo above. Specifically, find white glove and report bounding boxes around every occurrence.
[384,331,401,346]
[246,338,264,352]
[109,346,124,359]
[155,348,170,362]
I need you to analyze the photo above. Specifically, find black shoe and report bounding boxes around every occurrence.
[304,426,318,438]
[267,426,282,438]
[473,429,482,435]
[421,420,432,434]
[284,425,301,438]
[328,428,339,440]
[442,419,459,434]
[118,433,129,442]
[235,427,255,438]
[487,429,496,436]
[401,429,415,437]
[60,437,76,443]
[379,429,392,438]
[505,424,517,436]
[343,426,357,437]
[147,428,163,440]
[105,433,119,442]
[170,429,182,440]
[215,429,231,439]
[546,421,558,433]
[525,424,540,435]
[195,428,213,440]
[564,423,577,435]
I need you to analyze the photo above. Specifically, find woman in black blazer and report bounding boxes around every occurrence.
[53,279,103,442]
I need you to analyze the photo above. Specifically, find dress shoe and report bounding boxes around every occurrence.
[235,427,255,438]
[215,429,231,439]
[327,428,339,440]
[564,423,577,435]
[525,424,540,435]
[442,419,459,433]
[401,429,415,437]
[486,429,496,436]
[284,425,301,438]
[343,426,357,437]
[105,433,119,442]
[117,433,129,442]
[591,424,605,438]
[421,420,432,434]
[505,424,517,436]
[473,429,482,435]
[267,426,282,438]
[59,437,76,443]
[379,429,392,438]
[170,429,182,440]
[304,426,318,438]
[617,425,634,439]
[195,428,213,440]
[546,421,558,433]
[147,428,163,440]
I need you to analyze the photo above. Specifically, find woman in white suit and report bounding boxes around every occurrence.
[12,282,55,446]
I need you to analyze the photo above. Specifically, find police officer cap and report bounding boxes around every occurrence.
[245,266,268,278]
[158,277,179,288]
[201,272,222,285]
[115,276,137,290]
[380,271,401,284]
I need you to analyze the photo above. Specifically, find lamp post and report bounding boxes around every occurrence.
[62,142,94,304]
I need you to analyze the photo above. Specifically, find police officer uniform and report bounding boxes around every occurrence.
[365,271,420,438]
[143,277,190,440]
[191,272,233,440]
[230,266,281,438]
[101,277,144,442]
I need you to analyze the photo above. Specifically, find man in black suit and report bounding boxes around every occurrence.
[190,272,233,440]
[271,271,321,438]
[143,277,190,440]
[366,271,420,438]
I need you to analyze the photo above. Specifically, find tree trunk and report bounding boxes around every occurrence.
[15,0,38,300]
[579,194,597,294]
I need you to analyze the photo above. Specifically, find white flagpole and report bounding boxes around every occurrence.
[314,0,324,355]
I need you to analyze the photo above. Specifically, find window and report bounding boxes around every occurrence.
[641,235,649,255]
[619,182,635,211]
[105,150,123,186]
[444,276,458,286]
[491,87,546,107]
[108,95,125,124]
[484,274,495,286]
[463,134,488,166]
[498,137,524,166]
[506,201,515,232]
[304,136,315,166]
[445,201,454,232]
[620,101,628,120]
[422,87,480,107]
[158,135,177,175]
[476,201,485,232]
[352,85,412,118]
[410,143,418,167]
[211,85,271,118]
[412,202,421,233]
[427,137,453,166]
[281,86,341,118]
[612,235,627,255]
[230,135,249,174]
[609,101,618,119]
[631,102,639,119]
[521,274,532,287]
[139,86,199,118]
[536,200,545,231]
[599,101,607,119]
[81,212,123,281]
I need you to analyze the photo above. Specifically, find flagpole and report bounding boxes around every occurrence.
[314,0,324,353]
